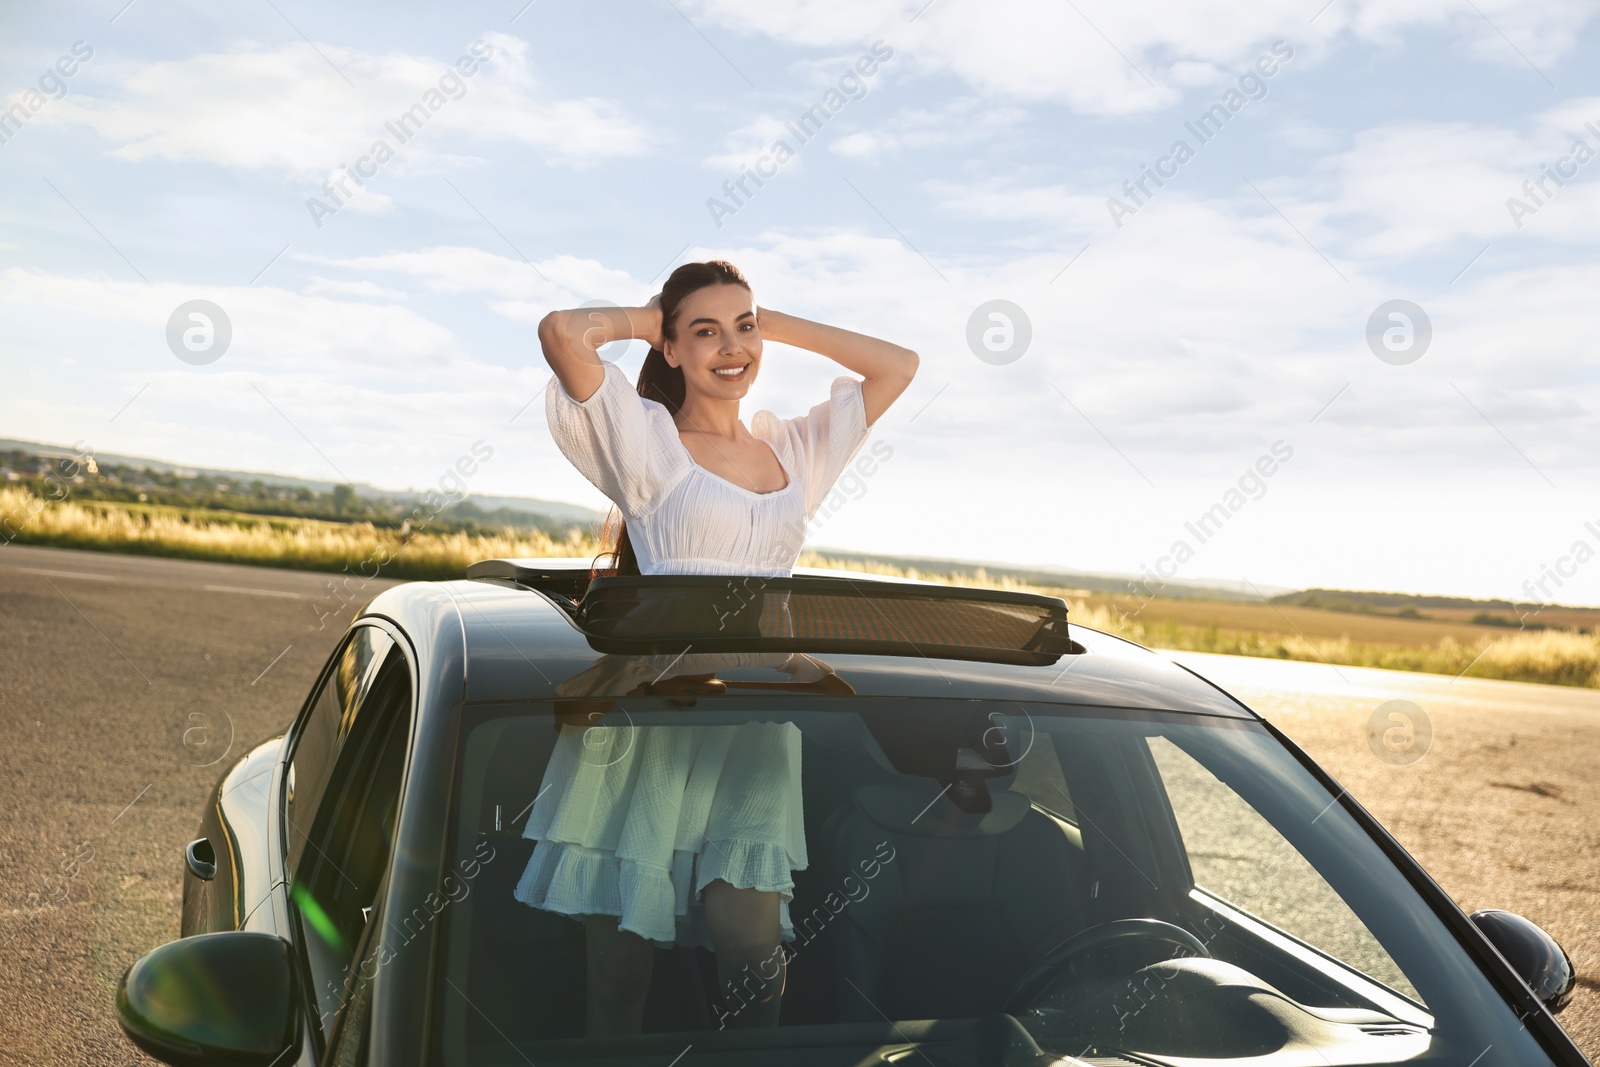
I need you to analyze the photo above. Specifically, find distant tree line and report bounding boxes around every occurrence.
[1275,587,1587,632]
[0,449,580,538]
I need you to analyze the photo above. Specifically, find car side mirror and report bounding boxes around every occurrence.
[1469,909,1577,1014]
[116,931,300,1065]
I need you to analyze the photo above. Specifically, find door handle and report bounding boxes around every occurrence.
[185,837,217,881]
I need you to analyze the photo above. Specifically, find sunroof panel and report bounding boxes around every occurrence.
[575,575,1079,666]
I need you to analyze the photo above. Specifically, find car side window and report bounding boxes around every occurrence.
[1146,736,1421,1001]
[291,643,412,1050]
[284,626,397,879]
[325,892,383,1067]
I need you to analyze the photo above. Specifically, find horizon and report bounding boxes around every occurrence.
[11,432,1599,611]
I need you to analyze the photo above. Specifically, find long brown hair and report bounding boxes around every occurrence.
[590,259,752,580]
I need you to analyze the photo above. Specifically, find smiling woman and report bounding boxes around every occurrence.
[530,260,918,1034]
[536,260,919,579]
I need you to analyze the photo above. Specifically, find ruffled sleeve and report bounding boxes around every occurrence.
[544,362,688,519]
[785,375,870,521]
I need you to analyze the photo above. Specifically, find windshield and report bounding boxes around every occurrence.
[429,690,1554,1066]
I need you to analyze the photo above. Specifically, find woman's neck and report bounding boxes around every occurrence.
[673,392,744,439]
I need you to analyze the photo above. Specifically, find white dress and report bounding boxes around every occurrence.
[514,360,872,947]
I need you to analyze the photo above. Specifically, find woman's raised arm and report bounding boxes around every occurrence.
[755,308,918,426]
[538,303,663,403]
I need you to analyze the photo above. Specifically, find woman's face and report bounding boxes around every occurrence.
[662,283,762,399]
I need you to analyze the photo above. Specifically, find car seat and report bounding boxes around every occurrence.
[811,714,1093,1023]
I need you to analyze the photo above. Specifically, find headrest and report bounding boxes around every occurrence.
[853,784,1030,838]
[858,707,1021,813]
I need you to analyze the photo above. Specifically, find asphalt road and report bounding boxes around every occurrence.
[0,545,1593,1063]
[0,545,396,1066]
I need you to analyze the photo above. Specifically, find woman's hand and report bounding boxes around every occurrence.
[751,307,918,426]
[638,292,665,349]
[629,297,665,351]
[754,306,800,349]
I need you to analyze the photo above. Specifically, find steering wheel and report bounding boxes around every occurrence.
[1005,919,1210,1014]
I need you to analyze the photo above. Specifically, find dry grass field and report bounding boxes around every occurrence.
[1068,597,1600,688]
[1089,593,1554,645]
[0,486,591,579]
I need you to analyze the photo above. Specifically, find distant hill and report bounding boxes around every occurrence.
[1,438,601,529]
[1276,588,1557,612]
[458,493,598,525]
[805,547,1296,601]
[1272,587,1598,627]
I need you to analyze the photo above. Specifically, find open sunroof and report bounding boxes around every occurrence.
[466,559,1081,665]
[577,574,1078,666]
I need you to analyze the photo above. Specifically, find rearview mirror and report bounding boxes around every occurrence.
[116,931,300,1065]
[1469,909,1577,1014]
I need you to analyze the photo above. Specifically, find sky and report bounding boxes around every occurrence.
[2,0,1598,604]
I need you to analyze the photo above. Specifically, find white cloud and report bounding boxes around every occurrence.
[0,265,564,490]
[302,277,408,299]
[314,247,643,308]
[918,93,1600,272]
[36,32,656,178]
[700,47,902,170]
[682,0,1600,114]
[0,267,463,381]
[703,116,800,171]
[1329,0,1596,69]
[1243,97,1600,257]
[927,176,1106,235]
[830,99,1027,159]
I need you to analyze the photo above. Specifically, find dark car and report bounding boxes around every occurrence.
[115,559,1586,1066]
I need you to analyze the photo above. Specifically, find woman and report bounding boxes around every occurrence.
[515,259,917,1035]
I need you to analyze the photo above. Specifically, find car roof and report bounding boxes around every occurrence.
[357,568,1254,719]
